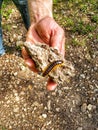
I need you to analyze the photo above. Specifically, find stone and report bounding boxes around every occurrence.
[18,42,75,84]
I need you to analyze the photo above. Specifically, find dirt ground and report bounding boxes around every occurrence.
[0,2,98,130]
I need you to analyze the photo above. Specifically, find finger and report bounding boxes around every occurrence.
[26,24,44,44]
[50,27,65,56]
[21,46,30,60]
[46,78,57,91]
[25,58,38,72]
[34,18,51,45]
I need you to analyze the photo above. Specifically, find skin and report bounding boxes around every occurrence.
[22,1,65,91]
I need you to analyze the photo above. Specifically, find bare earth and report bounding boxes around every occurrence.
[0,3,98,130]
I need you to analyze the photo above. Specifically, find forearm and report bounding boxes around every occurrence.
[28,0,53,24]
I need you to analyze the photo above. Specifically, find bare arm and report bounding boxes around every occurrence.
[28,0,53,23]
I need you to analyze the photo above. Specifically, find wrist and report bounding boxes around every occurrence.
[28,0,53,24]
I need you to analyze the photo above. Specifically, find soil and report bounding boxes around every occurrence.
[0,2,98,130]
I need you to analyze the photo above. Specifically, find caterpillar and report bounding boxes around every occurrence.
[42,60,64,77]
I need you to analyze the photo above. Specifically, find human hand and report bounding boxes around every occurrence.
[22,16,65,91]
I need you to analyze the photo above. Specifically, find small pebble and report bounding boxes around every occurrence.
[87,104,93,111]
[0,71,2,76]
[88,113,92,118]
[47,100,51,111]
[56,107,60,112]
[12,25,17,28]
[15,96,20,102]
[42,114,47,118]
[14,72,18,76]
[13,107,19,113]
[77,127,83,130]
[80,74,85,78]
[81,103,87,112]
